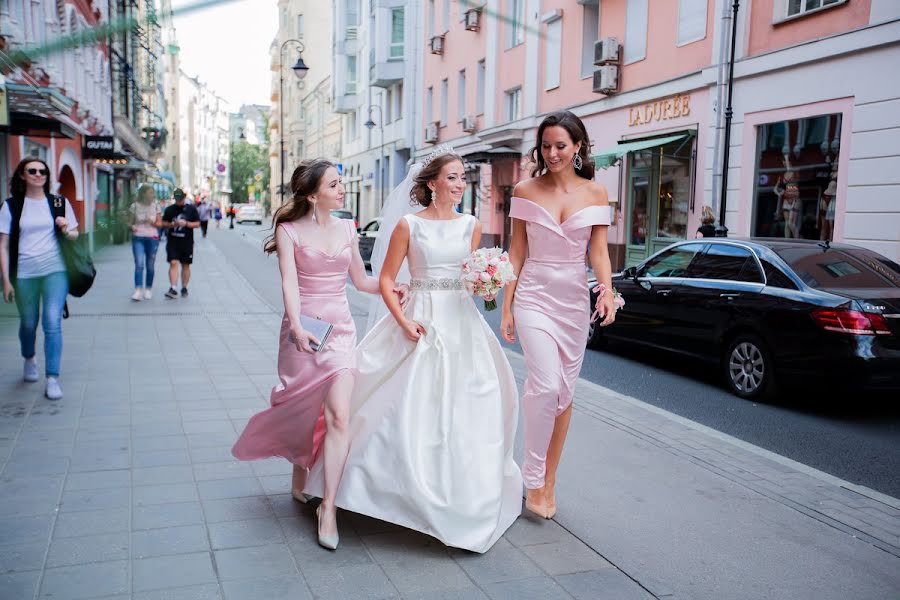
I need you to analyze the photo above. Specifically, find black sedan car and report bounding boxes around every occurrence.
[588,238,900,400]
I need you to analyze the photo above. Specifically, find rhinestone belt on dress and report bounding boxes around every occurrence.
[409,278,465,291]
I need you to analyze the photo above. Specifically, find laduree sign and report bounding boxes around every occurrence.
[628,94,691,127]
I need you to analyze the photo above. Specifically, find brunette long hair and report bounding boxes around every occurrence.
[9,157,53,199]
[410,153,464,207]
[529,111,594,180]
[264,159,334,254]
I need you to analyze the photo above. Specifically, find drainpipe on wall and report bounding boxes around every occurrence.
[716,0,740,237]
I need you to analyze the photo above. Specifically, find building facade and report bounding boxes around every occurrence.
[333,0,423,226]
[419,0,900,265]
[270,0,343,212]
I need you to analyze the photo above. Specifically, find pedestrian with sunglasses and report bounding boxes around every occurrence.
[0,158,79,400]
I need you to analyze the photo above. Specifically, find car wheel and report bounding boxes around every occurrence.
[723,333,776,400]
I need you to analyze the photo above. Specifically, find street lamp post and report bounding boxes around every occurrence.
[279,39,309,207]
[716,0,740,237]
[364,103,385,209]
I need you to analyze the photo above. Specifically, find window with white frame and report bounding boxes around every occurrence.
[507,0,525,49]
[677,0,706,45]
[787,0,843,17]
[458,69,467,121]
[440,78,449,126]
[426,86,434,123]
[390,8,404,58]
[581,0,600,79]
[545,17,562,90]
[396,83,403,119]
[347,55,357,94]
[476,60,485,115]
[297,13,304,38]
[624,0,648,64]
[505,87,521,122]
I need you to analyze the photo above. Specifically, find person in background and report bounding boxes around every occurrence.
[197,198,211,238]
[128,184,162,301]
[162,188,200,299]
[214,204,223,229]
[696,206,717,238]
[0,158,79,400]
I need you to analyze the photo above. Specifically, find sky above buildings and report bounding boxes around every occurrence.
[170,0,277,109]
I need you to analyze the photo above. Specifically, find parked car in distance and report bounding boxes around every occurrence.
[588,238,900,400]
[236,204,264,225]
[330,209,358,229]
[358,218,382,267]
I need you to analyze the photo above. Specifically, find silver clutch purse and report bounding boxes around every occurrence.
[289,315,334,352]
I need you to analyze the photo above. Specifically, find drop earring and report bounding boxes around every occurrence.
[310,201,318,223]
[573,153,583,171]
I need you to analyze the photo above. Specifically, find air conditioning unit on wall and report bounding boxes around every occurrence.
[465,8,481,32]
[430,35,445,55]
[462,115,477,133]
[592,65,619,95]
[425,122,439,143]
[593,37,620,66]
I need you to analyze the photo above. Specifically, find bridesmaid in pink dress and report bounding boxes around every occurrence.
[500,111,617,519]
[232,160,399,550]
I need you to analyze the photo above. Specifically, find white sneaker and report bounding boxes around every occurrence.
[45,377,63,400]
[23,359,39,383]
[143,288,153,300]
[131,288,143,301]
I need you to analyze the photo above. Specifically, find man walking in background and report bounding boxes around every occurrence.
[197,197,211,238]
[162,188,200,299]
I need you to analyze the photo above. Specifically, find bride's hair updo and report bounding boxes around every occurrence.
[264,158,334,254]
[410,152,463,207]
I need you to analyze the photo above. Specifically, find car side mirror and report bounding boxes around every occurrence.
[622,266,637,279]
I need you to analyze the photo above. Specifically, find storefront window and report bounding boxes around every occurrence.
[630,174,649,246]
[656,139,692,240]
[752,113,841,241]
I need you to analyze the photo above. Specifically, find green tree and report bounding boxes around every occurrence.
[229,142,269,206]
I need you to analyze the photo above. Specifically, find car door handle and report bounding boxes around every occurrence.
[656,289,672,297]
[720,293,741,300]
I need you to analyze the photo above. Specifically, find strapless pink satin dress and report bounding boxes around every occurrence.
[232,220,358,467]
[509,196,611,489]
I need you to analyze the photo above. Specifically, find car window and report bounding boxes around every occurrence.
[760,259,796,289]
[639,243,705,278]
[775,246,900,289]
[688,244,761,282]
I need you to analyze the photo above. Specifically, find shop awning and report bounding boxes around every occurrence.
[591,133,688,169]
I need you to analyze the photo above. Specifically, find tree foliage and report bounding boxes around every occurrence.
[229,142,269,206]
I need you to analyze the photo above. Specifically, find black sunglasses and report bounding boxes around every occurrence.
[26,168,49,176]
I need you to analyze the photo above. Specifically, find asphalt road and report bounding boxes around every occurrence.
[216,222,900,499]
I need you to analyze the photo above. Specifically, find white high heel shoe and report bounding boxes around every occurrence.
[316,505,339,550]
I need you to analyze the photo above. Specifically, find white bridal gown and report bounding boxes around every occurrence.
[305,213,523,553]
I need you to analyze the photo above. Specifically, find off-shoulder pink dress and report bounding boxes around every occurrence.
[232,220,358,467]
[509,196,611,489]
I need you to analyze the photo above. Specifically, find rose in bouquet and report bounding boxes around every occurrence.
[462,247,517,311]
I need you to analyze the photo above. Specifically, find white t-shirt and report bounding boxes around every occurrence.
[0,196,79,279]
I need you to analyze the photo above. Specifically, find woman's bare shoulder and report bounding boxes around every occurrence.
[587,181,609,206]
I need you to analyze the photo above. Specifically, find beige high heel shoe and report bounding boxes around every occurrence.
[316,505,339,550]
[292,465,312,503]
[524,489,552,519]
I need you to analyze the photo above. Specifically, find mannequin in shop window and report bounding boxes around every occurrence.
[773,154,801,238]
[819,178,837,242]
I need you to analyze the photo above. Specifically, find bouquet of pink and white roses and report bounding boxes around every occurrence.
[462,247,517,311]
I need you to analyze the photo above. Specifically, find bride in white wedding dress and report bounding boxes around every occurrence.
[305,151,522,553]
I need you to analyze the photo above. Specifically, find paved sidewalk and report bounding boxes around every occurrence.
[0,229,898,600]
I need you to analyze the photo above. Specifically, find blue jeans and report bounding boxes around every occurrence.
[14,271,68,377]
[132,236,160,288]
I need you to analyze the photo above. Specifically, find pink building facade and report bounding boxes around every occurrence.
[420,0,900,267]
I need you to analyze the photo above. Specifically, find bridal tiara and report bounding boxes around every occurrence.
[421,144,463,169]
